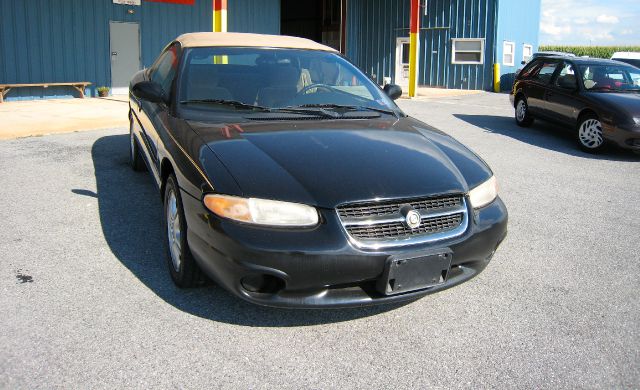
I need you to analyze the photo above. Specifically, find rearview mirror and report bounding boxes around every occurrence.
[131,81,166,103]
[383,84,403,100]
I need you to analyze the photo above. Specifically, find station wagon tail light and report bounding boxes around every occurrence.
[203,194,319,227]
[469,176,498,209]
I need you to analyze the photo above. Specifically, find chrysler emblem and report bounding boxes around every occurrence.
[400,206,422,229]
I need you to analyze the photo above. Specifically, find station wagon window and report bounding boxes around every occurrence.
[503,41,515,66]
[523,44,533,63]
[531,61,559,84]
[579,64,640,91]
[554,62,577,89]
[451,39,485,64]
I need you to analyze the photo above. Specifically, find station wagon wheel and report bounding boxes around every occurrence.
[515,97,534,127]
[129,113,146,171]
[163,173,205,288]
[577,114,605,153]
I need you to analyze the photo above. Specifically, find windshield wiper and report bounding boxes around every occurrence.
[179,99,271,111]
[293,103,399,118]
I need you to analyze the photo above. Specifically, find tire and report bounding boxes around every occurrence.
[129,114,147,172]
[577,113,606,153]
[515,97,534,127]
[163,173,205,288]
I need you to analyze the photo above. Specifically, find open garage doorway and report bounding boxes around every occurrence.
[280,0,345,52]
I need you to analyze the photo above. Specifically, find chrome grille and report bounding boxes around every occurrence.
[336,195,468,249]
[337,196,462,218]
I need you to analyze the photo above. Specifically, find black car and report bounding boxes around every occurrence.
[510,56,640,153]
[128,32,508,308]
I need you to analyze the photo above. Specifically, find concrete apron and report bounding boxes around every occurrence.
[0,96,129,140]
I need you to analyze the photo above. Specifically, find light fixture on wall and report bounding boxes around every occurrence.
[128,9,135,14]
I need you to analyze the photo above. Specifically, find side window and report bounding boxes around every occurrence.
[150,44,179,95]
[554,62,577,89]
[531,61,559,84]
[520,60,542,78]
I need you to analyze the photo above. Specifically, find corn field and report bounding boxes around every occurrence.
[539,45,640,59]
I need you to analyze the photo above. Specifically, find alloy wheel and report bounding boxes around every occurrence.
[578,118,604,149]
[166,189,182,272]
[516,100,527,122]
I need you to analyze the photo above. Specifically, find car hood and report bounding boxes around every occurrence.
[189,117,493,208]
[587,91,640,118]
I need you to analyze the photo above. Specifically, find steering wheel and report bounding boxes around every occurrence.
[298,84,339,95]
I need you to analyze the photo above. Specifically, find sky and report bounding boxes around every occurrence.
[540,0,640,45]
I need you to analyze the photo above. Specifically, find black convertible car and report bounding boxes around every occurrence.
[129,32,508,308]
[510,56,640,153]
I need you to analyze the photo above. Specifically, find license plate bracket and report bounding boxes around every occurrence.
[377,250,453,295]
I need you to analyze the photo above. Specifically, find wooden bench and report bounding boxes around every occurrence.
[0,82,92,103]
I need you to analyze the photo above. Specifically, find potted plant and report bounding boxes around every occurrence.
[97,86,110,97]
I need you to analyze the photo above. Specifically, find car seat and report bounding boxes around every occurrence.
[256,64,301,107]
[186,66,233,101]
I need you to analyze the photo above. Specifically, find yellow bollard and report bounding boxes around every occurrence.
[493,63,500,93]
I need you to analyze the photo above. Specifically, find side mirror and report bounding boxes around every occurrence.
[131,81,166,103]
[383,84,403,100]
[521,60,527,65]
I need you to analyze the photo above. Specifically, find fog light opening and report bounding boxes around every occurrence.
[241,274,285,294]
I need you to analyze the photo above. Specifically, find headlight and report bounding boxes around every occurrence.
[203,194,319,227]
[469,176,498,209]
[633,117,640,126]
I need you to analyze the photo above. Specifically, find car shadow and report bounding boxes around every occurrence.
[453,114,640,162]
[87,134,407,326]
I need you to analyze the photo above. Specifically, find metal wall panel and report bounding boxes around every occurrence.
[496,0,540,90]
[346,0,409,85]
[346,0,498,90]
[0,0,212,101]
[228,0,280,34]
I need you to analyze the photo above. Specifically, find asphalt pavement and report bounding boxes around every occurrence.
[1,93,638,388]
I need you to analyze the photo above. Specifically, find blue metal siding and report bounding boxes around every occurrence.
[228,0,280,34]
[496,0,540,90]
[440,0,496,90]
[346,0,409,85]
[346,0,497,90]
[0,0,212,101]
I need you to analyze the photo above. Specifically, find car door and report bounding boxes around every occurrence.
[525,59,561,118]
[545,61,582,125]
[137,43,181,173]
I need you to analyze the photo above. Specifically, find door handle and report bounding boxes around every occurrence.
[111,52,118,56]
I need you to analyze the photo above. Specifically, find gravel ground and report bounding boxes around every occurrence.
[1,93,638,389]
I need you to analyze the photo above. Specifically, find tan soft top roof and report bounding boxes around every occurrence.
[175,32,338,52]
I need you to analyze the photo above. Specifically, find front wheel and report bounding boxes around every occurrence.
[164,174,205,288]
[577,114,605,153]
[515,97,534,127]
[129,114,146,172]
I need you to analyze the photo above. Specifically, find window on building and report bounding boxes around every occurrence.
[523,44,533,63]
[451,39,485,64]
[503,41,515,66]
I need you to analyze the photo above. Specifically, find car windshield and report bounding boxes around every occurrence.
[612,58,640,68]
[579,64,640,92]
[178,47,398,113]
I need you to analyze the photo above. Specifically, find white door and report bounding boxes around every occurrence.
[395,37,410,87]
[110,22,141,95]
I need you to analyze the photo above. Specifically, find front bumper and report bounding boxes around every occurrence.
[603,122,640,151]
[182,193,508,308]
